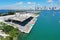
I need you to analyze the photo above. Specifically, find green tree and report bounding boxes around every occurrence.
[0,22,21,40]
[9,28,19,37]
[8,11,15,15]
[3,25,14,33]
[9,28,20,40]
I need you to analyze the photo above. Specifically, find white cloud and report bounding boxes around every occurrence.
[27,2,36,4]
[17,2,23,4]
[27,2,31,4]
[48,0,53,2]
[0,2,24,9]
[0,2,37,10]
[58,0,60,2]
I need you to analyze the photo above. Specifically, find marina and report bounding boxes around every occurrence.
[0,12,39,33]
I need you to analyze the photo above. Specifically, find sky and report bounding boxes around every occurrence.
[0,0,60,9]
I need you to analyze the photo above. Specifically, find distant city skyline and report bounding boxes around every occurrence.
[0,0,60,9]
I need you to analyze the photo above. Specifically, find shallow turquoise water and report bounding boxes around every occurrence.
[18,10,60,40]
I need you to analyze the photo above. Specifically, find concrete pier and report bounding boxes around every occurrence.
[0,12,39,33]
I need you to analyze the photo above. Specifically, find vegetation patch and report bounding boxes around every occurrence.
[0,11,15,16]
[0,22,24,40]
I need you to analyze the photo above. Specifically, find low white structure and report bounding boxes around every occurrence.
[0,30,9,38]
[0,12,39,33]
[0,15,15,21]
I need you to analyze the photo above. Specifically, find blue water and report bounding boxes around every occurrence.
[18,10,60,40]
[0,10,16,13]
[0,10,60,40]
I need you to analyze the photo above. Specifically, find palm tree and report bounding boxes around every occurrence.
[9,28,20,40]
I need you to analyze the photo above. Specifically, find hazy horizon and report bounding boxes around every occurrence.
[0,0,60,9]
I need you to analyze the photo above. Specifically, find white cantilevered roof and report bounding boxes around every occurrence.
[9,13,33,22]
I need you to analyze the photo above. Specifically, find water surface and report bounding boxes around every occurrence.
[18,10,60,40]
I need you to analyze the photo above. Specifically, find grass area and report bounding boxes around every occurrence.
[0,22,20,40]
[0,22,28,40]
[0,37,1,40]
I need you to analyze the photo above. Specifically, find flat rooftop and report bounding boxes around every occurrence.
[5,17,33,26]
[0,12,39,33]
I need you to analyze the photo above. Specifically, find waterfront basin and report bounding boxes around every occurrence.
[18,10,60,40]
